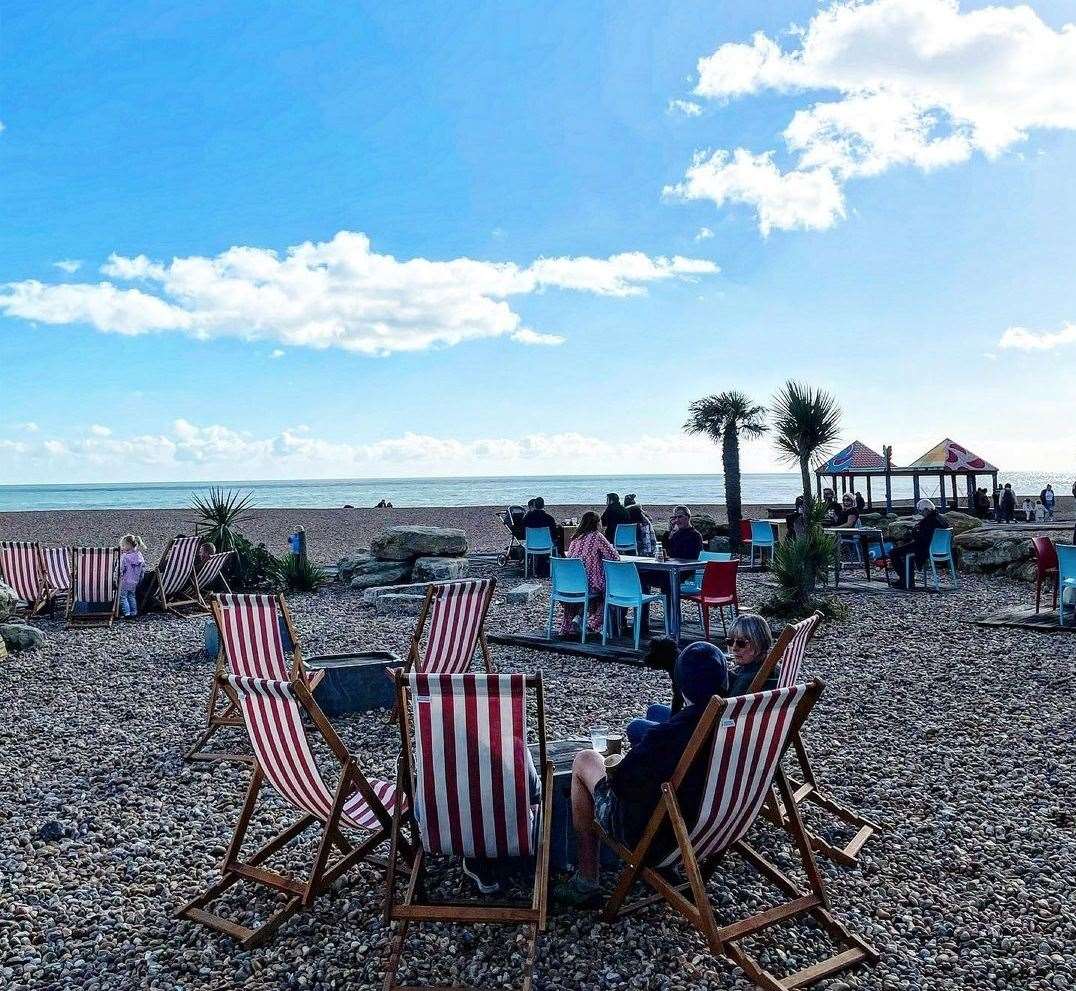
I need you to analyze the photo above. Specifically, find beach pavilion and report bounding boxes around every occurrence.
[816,438,999,513]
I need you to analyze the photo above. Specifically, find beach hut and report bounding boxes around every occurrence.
[815,441,887,508]
[903,438,997,511]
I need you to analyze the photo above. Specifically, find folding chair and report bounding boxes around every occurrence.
[148,535,201,614]
[178,549,235,614]
[406,578,496,675]
[66,546,120,628]
[0,540,51,616]
[176,621,407,947]
[749,612,880,867]
[43,546,71,607]
[599,682,878,991]
[385,671,553,991]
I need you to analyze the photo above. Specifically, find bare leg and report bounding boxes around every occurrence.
[570,750,607,880]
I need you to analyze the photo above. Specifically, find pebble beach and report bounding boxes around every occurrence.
[2,511,1075,991]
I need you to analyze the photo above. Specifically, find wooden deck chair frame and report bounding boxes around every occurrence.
[598,681,879,991]
[748,612,880,867]
[383,671,554,991]
[185,592,322,764]
[150,535,202,615]
[177,671,410,949]
[183,549,235,615]
[404,578,497,675]
[66,546,120,628]
[0,540,52,617]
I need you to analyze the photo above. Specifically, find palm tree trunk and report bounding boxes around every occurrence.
[799,456,813,508]
[722,428,742,552]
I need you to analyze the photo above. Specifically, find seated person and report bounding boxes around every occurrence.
[600,493,631,542]
[561,512,620,635]
[666,506,703,559]
[888,499,948,589]
[626,503,657,556]
[521,496,557,576]
[554,647,729,906]
[724,613,777,695]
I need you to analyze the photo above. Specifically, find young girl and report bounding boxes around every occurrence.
[120,534,147,618]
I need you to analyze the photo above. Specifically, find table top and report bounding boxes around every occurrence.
[619,554,703,572]
[824,526,886,537]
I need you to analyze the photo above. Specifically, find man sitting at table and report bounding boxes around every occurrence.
[600,493,631,542]
[666,506,703,559]
[521,496,557,575]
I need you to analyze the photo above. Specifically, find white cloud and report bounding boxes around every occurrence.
[997,321,1076,351]
[89,424,112,437]
[668,99,704,117]
[20,422,40,433]
[674,0,1076,232]
[270,348,285,359]
[0,231,717,355]
[694,227,714,241]
[53,259,82,274]
[510,328,565,346]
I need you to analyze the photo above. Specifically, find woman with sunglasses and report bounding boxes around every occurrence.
[725,613,776,695]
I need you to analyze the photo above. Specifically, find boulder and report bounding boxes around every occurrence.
[0,622,46,652]
[0,581,17,622]
[506,582,542,605]
[370,526,468,561]
[347,559,413,590]
[953,530,1034,573]
[375,594,427,617]
[362,582,433,605]
[943,511,983,536]
[411,557,470,582]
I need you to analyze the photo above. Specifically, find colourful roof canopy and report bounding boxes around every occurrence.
[907,438,996,473]
[818,440,886,475]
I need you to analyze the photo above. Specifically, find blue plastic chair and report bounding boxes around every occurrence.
[547,557,590,643]
[523,526,554,578]
[1058,545,1076,627]
[601,560,667,649]
[905,528,959,590]
[681,550,734,595]
[749,521,776,567]
[613,522,639,555]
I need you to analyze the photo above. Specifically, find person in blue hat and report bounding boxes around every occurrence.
[554,640,730,907]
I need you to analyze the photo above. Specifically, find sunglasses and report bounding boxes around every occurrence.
[728,637,753,649]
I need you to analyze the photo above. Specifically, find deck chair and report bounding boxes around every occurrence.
[148,535,201,613]
[176,637,407,947]
[66,546,120,628]
[175,549,235,614]
[43,546,71,606]
[749,612,880,867]
[384,671,553,991]
[0,540,51,616]
[184,592,322,763]
[406,578,496,675]
[599,682,878,991]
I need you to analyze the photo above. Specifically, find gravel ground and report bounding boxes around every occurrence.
[2,559,1075,991]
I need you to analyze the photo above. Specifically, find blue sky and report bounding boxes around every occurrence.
[2,0,1074,483]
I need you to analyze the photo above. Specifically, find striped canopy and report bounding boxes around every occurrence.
[818,441,886,475]
[907,438,996,472]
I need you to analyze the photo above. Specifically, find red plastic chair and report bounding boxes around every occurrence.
[738,519,752,557]
[681,560,739,639]
[1033,536,1059,613]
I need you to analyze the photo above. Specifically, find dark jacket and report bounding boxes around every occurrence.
[600,503,631,541]
[912,511,946,567]
[521,509,556,535]
[728,661,778,697]
[1000,489,1016,510]
[667,526,703,560]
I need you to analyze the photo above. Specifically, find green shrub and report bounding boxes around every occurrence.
[190,487,255,551]
[760,502,842,619]
[280,553,330,592]
[230,533,284,591]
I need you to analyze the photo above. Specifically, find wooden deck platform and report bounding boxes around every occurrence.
[972,605,1075,633]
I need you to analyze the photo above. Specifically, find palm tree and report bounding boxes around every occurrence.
[770,380,843,506]
[684,391,767,551]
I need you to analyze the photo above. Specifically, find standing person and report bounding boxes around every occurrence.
[667,506,703,560]
[1000,483,1016,523]
[1022,496,1034,522]
[854,490,866,512]
[600,493,630,542]
[119,534,147,619]
[992,484,1001,521]
[561,512,620,636]
[1041,484,1056,521]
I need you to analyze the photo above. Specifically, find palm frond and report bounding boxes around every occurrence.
[189,487,256,550]
[769,380,842,466]
[684,391,768,440]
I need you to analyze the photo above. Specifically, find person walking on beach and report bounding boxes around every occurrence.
[119,534,147,619]
[999,484,1016,523]
[1041,484,1056,521]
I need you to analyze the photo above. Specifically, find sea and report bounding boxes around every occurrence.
[0,472,1071,512]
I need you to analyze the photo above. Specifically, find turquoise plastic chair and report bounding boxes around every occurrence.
[601,560,667,649]
[1058,545,1076,627]
[905,528,959,590]
[613,522,638,555]
[523,526,554,578]
[749,521,776,567]
[681,550,734,595]
[548,557,589,643]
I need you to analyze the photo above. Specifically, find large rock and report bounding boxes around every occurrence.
[375,594,427,617]
[954,530,1034,573]
[370,526,468,561]
[889,510,983,543]
[942,511,984,536]
[345,557,413,590]
[1,622,46,652]
[0,581,17,623]
[412,557,470,582]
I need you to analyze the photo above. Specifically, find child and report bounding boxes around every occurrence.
[120,534,147,619]
[1035,499,1047,523]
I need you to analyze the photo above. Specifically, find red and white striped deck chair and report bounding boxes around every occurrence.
[184,592,322,764]
[385,671,554,991]
[192,550,233,607]
[43,546,71,605]
[176,658,408,948]
[66,546,120,628]
[149,535,201,613]
[599,682,879,991]
[0,540,51,616]
[407,578,496,675]
[749,611,880,867]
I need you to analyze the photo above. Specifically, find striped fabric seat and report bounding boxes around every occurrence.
[775,612,822,690]
[415,578,495,675]
[160,535,201,597]
[657,684,808,869]
[407,671,534,858]
[226,674,400,830]
[215,593,294,680]
[43,547,71,596]
[195,551,232,594]
[68,546,120,626]
[0,540,48,612]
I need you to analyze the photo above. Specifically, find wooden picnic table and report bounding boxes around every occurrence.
[823,526,891,585]
[619,554,705,642]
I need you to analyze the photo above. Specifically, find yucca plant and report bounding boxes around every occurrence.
[190,487,255,551]
[280,553,330,593]
[762,500,842,619]
[770,380,842,508]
